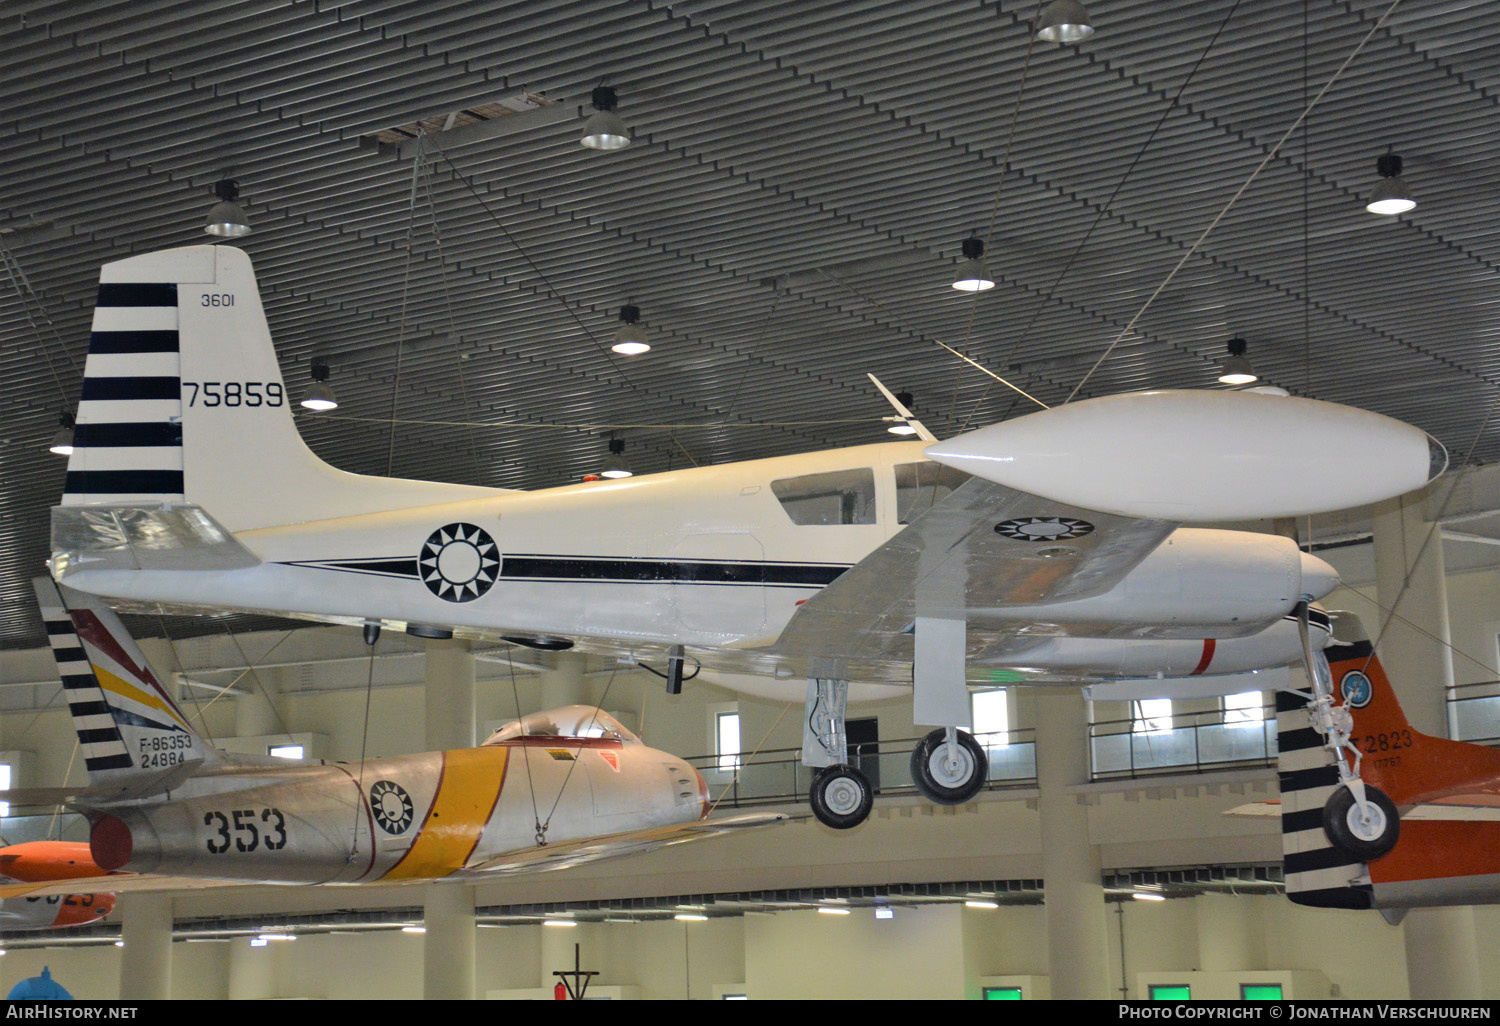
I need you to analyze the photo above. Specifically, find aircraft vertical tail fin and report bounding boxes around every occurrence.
[34,577,209,797]
[59,245,495,536]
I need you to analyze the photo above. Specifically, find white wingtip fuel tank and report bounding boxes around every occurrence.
[925,389,1446,521]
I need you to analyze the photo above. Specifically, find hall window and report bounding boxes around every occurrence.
[1222,691,1265,727]
[771,469,876,526]
[971,689,1009,747]
[1133,698,1172,734]
[0,762,9,818]
[715,710,741,773]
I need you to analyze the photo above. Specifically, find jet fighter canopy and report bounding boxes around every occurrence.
[482,706,639,746]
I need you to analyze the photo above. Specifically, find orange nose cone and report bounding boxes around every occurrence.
[53,893,115,927]
[90,816,132,872]
[694,766,710,820]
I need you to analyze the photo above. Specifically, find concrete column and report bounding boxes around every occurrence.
[118,893,172,1000]
[426,638,476,751]
[539,651,589,710]
[1371,491,1453,735]
[1405,907,1483,999]
[423,883,476,1000]
[227,936,275,1000]
[1034,689,1111,999]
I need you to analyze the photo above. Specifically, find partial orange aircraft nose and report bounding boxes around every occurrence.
[53,892,114,927]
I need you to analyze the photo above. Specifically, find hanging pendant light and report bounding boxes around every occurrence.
[600,436,633,479]
[1036,0,1094,43]
[1366,153,1416,215]
[1217,338,1258,386]
[951,238,995,292]
[204,179,251,238]
[612,304,650,355]
[300,357,338,412]
[580,86,631,151]
[888,391,919,435]
[48,409,75,456]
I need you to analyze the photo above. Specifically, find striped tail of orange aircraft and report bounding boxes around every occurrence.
[1276,612,1500,920]
[0,578,783,902]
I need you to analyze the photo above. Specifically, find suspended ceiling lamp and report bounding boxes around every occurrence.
[300,357,338,412]
[1217,337,1258,386]
[600,437,633,479]
[888,391,919,435]
[1036,0,1094,43]
[48,409,75,456]
[204,179,251,238]
[612,304,650,355]
[1366,153,1416,216]
[951,237,995,292]
[580,86,631,151]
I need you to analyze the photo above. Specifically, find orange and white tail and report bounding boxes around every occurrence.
[1279,612,1500,910]
[58,245,494,535]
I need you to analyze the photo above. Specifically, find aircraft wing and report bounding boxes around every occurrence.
[773,477,1175,664]
[51,503,261,576]
[1226,800,1500,823]
[0,875,256,899]
[459,811,795,876]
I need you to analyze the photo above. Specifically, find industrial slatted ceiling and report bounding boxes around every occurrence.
[1,0,1498,646]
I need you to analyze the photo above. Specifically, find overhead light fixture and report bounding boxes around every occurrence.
[300,357,338,412]
[1366,153,1416,215]
[888,391,919,435]
[601,436,633,479]
[612,304,650,355]
[48,409,75,456]
[874,907,894,920]
[674,913,708,922]
[542,919,577,928]
[580,86,631,151]
[1132,892,1167,902]
[401,926,426,935]
[951,237,995,292]
[1036,0,1095,42]
[964,899,999,909]
[204,179,251,238]
[817,907,851,916]
[1217,337,1258,386]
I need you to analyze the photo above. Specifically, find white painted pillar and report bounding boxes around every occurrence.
[118,893,172,1000]
[227,936,275,1000]
[1034,689,1111,999]
[539,651,589,710]
[426,638,476,751]
[1404,908,1483,999]
[1371,492,1453,735]
[1195,893,1267,972]
[423,883,476,1000]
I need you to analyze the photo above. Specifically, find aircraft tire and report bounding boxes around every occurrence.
[910,728,987,805]
[1322,784,1400,861]
[810,764,873,830]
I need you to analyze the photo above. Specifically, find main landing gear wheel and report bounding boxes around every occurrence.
[810,764,873,830]
[1323,784,1400,861]
[910,728,986,805]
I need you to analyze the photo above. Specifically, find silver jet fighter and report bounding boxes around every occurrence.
[22,579,781,887]
[51,246,1445,827]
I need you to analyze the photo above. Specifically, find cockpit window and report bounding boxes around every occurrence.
[896,461,972,523]
[770,468,877,526]
[482,706,639,746]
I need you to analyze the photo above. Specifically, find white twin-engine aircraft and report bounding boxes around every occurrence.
[51,245,1444,828]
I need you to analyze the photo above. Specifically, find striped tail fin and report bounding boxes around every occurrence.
[59,245,494,536]
[34,577,208,797]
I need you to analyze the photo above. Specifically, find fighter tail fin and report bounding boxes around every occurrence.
[1278,612,1500,909]
[60,245,493,534]
[35,577,209,797]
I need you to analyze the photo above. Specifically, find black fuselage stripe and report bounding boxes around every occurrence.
[65,470,185,494]
[1281,808,1326,833]
[79,377,180,401]
[1328,640,1375,663]
[500,557,847,586]
[88,330,179,353]
[74,422,182,447]
[1277,727,1323,753]
[1285,848,1363,875]
[96,283,177,307]
[1278,765,1341,792]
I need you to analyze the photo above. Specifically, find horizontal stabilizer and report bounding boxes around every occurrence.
[51,503,260,577]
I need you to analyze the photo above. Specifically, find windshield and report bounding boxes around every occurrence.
[482,705,639,745]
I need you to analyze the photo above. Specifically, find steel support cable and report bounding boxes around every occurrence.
[351,633,380,858]
[707,701,795,816]
[505,649,544,846]
[385,132,425,477]
[537,663,623,841]
[1063,0,1407,405]
[959,0,1245,433]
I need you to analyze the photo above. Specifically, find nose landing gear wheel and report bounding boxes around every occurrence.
[810,764,873,829]
[910,728,987,805]
[1323,785,1400,861]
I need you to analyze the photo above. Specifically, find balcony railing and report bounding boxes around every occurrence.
[1448,680,1500,743]
[1088,705,1277,780]
[689,728,1036,809]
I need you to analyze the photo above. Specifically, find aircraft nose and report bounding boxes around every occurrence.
[1299,551,1340,602]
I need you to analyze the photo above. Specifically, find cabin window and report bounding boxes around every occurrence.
[895,462,971,523]
[771,468,877,525]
